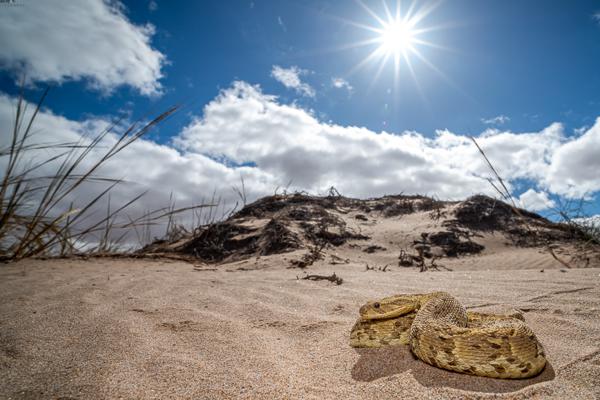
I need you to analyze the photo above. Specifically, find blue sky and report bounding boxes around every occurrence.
[1,0,600,219]
[3,0,599,135]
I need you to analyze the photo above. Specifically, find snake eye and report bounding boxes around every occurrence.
[374,302,380,309]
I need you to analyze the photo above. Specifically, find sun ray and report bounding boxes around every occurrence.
[411,21,462,35]
[346,47,386,77]
[409,47,468,98]
[395,0,402,21]
[407,0,443,27]
[382,0,394,22]
[403,49,429,107]
[335,37,386,51]
[285,36,384,59]
[356,0,387,27]
[411,38,456,53]
[341,19,385,34]
[402,0,418,24]
[367,52,392,92]
[320,12,385,34]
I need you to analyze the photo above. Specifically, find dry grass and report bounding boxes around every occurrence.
[0,89,211,261]
[549,197,600,245]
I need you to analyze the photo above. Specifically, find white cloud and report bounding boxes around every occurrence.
[545,117,600,198]
[331,77,353,92]
[0,0,165,96]
[518,189,556,212]
[594,12,600,23]
[270,65,315,98]
[148,1,158,11]
[175,82,600,202]
[481,115,510,125]
[3,82,600,246]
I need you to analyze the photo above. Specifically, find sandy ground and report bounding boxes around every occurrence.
[1,255,599,400]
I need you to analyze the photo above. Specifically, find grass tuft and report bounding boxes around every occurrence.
[0,89,211,261]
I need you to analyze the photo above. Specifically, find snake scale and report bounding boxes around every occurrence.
[350,292,546,379]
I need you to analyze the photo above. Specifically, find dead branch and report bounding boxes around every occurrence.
[193,267,217,272]
[428,256,452,271]
[547,247,572,269]
[300,272,343,285]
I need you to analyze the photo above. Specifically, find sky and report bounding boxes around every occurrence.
[1,0,600,224]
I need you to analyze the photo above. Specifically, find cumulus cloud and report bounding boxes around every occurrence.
[0,0,165,95]
[481,115,510,125]
[270,66,315,97]
[3,82,600,245]
[331,77,353,92]
[545,117,600,198]
[518,189,556,211]
[175,82,600,202]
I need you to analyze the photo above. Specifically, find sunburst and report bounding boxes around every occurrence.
[341,0,450,93]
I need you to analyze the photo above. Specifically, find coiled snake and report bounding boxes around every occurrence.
[350,292,546,379]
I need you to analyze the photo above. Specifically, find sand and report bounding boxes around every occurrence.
[1,255,599,399]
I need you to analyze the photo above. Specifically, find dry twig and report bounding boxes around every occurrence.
[300,272,343,285]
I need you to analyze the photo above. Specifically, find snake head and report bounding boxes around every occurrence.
[359,296,419,320]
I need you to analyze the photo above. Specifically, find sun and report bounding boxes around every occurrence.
[379,19,415,55]
[336,1,451,93]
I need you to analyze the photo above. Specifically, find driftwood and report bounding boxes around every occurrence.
[299,272,343,285]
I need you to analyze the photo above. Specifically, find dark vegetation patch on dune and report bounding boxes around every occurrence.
[426,230,485,257]
[452,195,543,230]
[362,195,446,217]
[154,193,371,263]
[448,195,589,247]
[179,218,303,262]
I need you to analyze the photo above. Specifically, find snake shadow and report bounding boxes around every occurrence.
[351,346,555,394]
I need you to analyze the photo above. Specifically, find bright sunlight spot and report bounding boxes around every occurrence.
[380,20,414,54]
